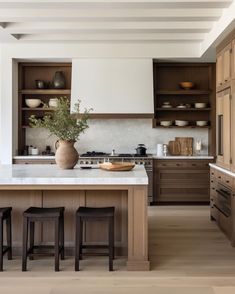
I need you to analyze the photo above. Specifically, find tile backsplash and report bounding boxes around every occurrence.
[25,119,209,155]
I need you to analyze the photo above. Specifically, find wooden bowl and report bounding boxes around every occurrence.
[99,162,135,171]
[179,82,195,90]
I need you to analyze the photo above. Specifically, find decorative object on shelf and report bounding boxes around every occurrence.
[196,120,208,127]
[161,102,172,108]
[25,99,42,108]
[53,71,66,89]
[163,144,168,156]
[194,102,207,109]
[35,80,45,89]
[156,144,164,156]
[179,81,195,90]
[160,120,172,127]
[99,162,135,171]
[31,147,39,155]
[29,97,92,169]
[175,120,189,126]
[135,144,147,156]
[176,103,187,109]
[49,98,59,108]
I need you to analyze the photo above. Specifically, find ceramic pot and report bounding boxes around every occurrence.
[53,71,66,89]
[55,140,78,169]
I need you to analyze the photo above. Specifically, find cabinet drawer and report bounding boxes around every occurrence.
[184,160,210,169]
[155,160,185,168]
[155,160,210,169]
[223,174,233,188]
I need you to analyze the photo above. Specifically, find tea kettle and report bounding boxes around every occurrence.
[135,144,147,156]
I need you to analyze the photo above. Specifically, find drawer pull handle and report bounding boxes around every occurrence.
[211,180,214,183]
[226,180,230,183]
[218,176,221,179]
[192,164,197,166]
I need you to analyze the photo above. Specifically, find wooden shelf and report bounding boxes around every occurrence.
[154,125,211,129]
[19,89,71,95]
[155,108,211,111]
[21,107,54,111]
[156,90,211,95]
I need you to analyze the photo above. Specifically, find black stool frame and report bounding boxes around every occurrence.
[0,207,12,271]
[22,207,65,272]
[75,206,115,271]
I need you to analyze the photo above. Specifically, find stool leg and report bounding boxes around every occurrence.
[79,218,83,260]
[75,215,81,271]
[22,216,28,271]
[6,215,12,260]
[108,216,114,271]
[60,215,65,260]
[0,218,3,271]
[29,221,35,260]
[55,218,60,272]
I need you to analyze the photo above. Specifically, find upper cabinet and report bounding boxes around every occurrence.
[216,29,235,171]
[71,59,154,116]
[216,43,232,90]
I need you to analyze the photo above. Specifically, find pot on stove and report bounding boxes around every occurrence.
[135,144,147,156]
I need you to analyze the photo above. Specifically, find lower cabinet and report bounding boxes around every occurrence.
[153,159,211,204]
[210,166,235,246]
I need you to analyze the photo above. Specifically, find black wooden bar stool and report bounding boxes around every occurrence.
[22,207,65,272]
[0,207,12,271]
[75,206,115,271]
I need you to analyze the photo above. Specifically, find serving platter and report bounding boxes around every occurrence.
[99,162,135,171]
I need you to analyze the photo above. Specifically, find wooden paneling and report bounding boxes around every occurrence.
[223,44,232,83]
[0,190,42,248]
[231,80,235,173]
[216,53,223,88]
[232,40,235,80]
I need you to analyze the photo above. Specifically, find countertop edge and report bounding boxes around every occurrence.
[209,163,235,178]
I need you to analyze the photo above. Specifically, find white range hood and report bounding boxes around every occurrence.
[71,58,154,114]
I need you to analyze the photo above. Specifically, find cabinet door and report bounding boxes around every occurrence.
[231,81,235,172]
[216,53,223,88]
[232,40,235,80]
[216,89,231,170]
[223,44,232,83]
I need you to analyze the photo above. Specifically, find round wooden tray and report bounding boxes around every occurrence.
[99,162,135,171]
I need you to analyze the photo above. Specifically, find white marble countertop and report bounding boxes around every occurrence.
[153,155,214,159]
[0,164,148,186]
[13,156,55,159]
[209,163,235,178]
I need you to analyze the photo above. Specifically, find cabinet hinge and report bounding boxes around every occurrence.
[230,158,233,164]
[230,48,233,54]
[230,94,232,100]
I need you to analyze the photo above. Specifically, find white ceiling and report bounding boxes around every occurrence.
[0,0,235,59]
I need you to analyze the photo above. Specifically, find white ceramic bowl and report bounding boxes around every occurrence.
[160,120,173,127]
[196,120,208,126]
[194,103,207,109]
[175,120,189,126]
[25,99,42,108]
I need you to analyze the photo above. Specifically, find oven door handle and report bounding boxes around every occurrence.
[214,204,230,218]
[216,189,231,199]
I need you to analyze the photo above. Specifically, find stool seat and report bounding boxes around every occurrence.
[23,207,64,218]
[75,206,115,271]
[22,206,65,272]
[0,207,12,218]
[76,207,115,218]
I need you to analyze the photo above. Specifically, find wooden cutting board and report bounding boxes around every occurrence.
[99,162,135,171]
[168,140,181,155]
[175,137,193,156]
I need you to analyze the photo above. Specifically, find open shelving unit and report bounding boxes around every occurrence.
[153,62,216,155]
[18,62,72,155]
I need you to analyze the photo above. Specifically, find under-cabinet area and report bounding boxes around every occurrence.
[210,165,235,246]
[153,159,212,204]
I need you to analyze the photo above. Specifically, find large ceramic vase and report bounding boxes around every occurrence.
[55,140,78,169]
[53,71,66,89]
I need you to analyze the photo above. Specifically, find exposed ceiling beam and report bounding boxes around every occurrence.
[3,21,214,34]
[0,8,222,22]
[19,32,205,42]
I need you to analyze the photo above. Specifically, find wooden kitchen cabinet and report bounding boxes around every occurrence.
[216,43,232,90]
[231,80,235,173]
[153,159,212,204]
[216,89,231,170]
[232,40,235,79]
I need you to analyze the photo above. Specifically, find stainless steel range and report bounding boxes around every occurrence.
[78,152,153,204]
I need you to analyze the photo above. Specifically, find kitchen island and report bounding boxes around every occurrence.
[0,164,149,271]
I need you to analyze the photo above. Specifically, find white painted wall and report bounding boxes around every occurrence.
[71,59,153,113]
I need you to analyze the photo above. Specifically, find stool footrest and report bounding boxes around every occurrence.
[2,246,11,255]
[28,245,64,257]
[82,244,109,249]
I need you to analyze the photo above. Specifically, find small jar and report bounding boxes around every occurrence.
[49,98,59,108]
[31,147,39,155]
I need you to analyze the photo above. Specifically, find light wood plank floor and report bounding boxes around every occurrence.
[1,206,235,294]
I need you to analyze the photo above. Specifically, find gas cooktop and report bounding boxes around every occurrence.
[80,152,151,158]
